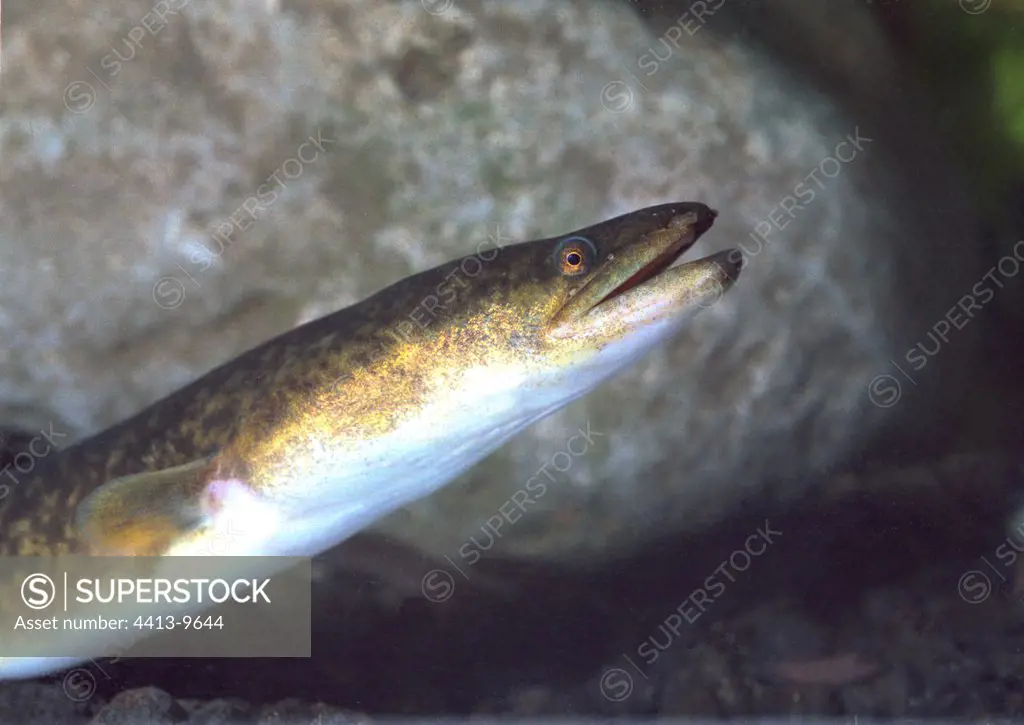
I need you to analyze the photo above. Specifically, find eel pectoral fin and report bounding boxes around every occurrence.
[75,457,218,556]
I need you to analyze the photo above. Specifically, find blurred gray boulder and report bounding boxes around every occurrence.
[0,0,985,567]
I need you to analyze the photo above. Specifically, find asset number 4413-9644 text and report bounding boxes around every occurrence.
[135,615,224,630]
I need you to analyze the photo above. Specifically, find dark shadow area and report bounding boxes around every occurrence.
[74,448,1024,716]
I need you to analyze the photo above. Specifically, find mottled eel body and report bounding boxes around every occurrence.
[0,202,741,679]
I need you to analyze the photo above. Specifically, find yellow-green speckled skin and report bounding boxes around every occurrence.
[0,203,721,557]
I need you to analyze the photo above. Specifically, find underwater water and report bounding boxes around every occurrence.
[1,0,1023,723]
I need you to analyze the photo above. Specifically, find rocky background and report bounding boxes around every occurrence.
[0,0,998,564]
[1,0,1024,722]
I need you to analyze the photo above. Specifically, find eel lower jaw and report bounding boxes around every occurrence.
[572,248,743,337]
[595,208,720,308]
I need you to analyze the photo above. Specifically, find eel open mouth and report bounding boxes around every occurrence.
[596,208,720,307]
[546,204,741,340]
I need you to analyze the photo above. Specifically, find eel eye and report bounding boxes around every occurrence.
[555,236,597,277]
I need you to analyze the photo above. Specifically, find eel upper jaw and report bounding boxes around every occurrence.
[592,207,719,309]
[547,207,738,339]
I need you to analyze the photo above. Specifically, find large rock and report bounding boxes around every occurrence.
[0,0,984,567]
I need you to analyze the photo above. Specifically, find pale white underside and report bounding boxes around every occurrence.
[1,316,686,680]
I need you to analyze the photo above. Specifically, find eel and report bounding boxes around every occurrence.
[0,201,742,680]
